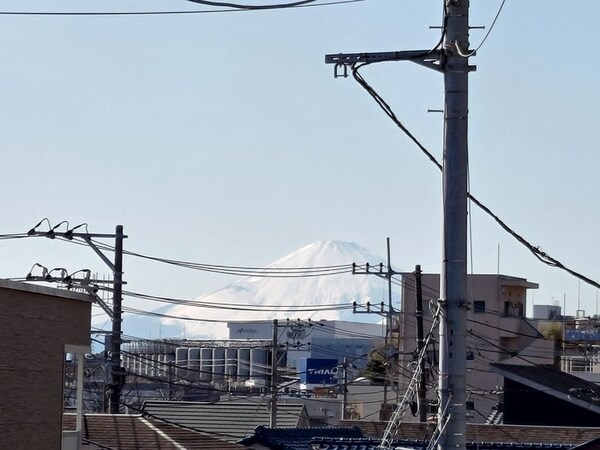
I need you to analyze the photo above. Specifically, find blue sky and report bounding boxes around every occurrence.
[0,0,598,333]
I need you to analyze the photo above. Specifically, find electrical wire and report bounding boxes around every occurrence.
[186,0,318,9]
[0,0,360,17]
[350,62,600,292]
[0,0,364,16]
[95,239,356,278]
[456,0,507,57]
[116,288,356,312]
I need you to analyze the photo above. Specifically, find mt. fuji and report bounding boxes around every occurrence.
[161,241,401,339]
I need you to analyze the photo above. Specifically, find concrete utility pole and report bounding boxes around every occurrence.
[414,265,428,423]
[326,1,472,448]
[108,225,125,414]
[341,357,349,420]
[270,318,279,428]
[351,237,398,418]
[438,2,470,448]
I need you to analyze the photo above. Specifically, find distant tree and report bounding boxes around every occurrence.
[362,349,389,384]
[540,322,563,366]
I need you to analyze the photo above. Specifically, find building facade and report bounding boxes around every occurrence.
[0,280,92,449]
[395,273,553,422]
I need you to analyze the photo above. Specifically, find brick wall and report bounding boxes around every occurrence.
[0,281,91,449]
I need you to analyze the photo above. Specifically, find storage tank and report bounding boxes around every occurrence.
[150,354,159,377]
[165,353,175,378]
[188,347,200,370]
[144,354,153,376]
[200,348,213,382]
[237,348,251,380]
[225,348,237,380]
[213,347,225,384]
[250,348,269,381]
[176,347,189,380]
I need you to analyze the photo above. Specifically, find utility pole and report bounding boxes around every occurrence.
[326,1,472,448]
[341,357,349,420]
[109,225,125,414]
[25,221,127,415]
[351,238,398,418]
[438,2,470,449]
[414,265,428,423]
[270,318,278,428]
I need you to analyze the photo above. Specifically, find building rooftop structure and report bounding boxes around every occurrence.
[492,363,600,426]
[142,400,310,442]
[63,413,247,449]
[339,420,600,445]
[311,438,577,450]
[238,425,365,450]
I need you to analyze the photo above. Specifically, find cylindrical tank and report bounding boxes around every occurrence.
[165,353,175,378]
[250,348,269,381]
[151,354,159,377]
[225,348,237,381]
[213,347,225,384]
[176,348,189,379]
[137,354,144,375]
[187,348,200,381]
[158,354,166,377]
[144,354,153,376]
[200,348,213,382]
[176,347,189,365]
[237,348,251,380]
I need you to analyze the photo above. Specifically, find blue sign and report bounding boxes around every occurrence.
[566,329,600,341]
[299,358,338,385]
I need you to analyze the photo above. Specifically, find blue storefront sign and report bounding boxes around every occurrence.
[298,358,338,385]
[566,329,600,341]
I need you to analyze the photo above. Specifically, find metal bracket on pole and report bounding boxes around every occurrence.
[325,50,443,73]
[82,237,116,272]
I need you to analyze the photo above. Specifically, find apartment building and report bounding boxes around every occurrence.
[394,273,553,422]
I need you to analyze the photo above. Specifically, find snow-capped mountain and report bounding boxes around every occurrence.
[161,241,401,339]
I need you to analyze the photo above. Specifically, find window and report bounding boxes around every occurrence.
[504,301,524,317]
[473,300,485,314]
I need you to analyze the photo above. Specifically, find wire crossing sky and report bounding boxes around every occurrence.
[0,1,599,338]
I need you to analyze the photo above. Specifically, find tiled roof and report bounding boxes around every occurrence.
[571,437,600,450]
[142,400,309,442]
[63,413,247,449]
[312,437,575,450]
[239,425,364,450]
[340,420,600,446]
[491,363,600,414]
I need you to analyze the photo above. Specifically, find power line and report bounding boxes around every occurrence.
[350,62,600,292]
[461,0,507,56]
[186,0,318,9]
[0,0,364,16]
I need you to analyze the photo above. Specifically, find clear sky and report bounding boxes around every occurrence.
[0,0,598,335]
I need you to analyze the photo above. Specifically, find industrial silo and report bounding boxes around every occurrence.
[165,353,175,378]
[175,347,189,380]
[237,348,251,380]
[225,348,237,381]
[144,352,152,377]
[212,347,225,384]
[200,348,213,382]
[250,348,269,383]
[188,347,200,376]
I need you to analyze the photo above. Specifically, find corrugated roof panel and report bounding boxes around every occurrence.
[142,400,308,441]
